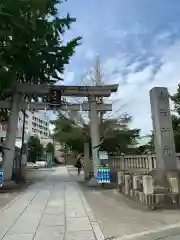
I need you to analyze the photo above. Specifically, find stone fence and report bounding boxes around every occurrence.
[108,153,180,173]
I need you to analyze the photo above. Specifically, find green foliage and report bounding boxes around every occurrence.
[45,142,55,158]
[102,128,140,154]
[99,115,140,154]
[28,136,44,163]
[52,112,140,154]
[137,132,155,154]
[0,0,81,120]
[53,117,90,154]
[0,110,9,122]
[170,86,180,152]
[171,85,180,114]
[0,0,81,91]
[172,115,180,152]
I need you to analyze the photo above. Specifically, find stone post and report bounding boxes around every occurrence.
[147,153,153,172]
[150,87,177,186]
[83,143,92,180]
[3,93,23,181]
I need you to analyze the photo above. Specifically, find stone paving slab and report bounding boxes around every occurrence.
[66,202,87,218]
[3,234,34,240]
[34,226,64,240]
[65,231,96,240]
[66,217,92,232]
[0,167,104,240]
[40,213,65,226]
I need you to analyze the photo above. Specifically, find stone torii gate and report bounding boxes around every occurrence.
[1,83,118,182]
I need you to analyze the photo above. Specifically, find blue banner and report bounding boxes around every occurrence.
[96,167,111,183]
[0,168,3,187]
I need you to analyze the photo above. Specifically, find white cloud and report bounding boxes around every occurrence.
[126,65,154,84]
[85,49,96,60]
[155,31,171,42]
[103,54,129,84]
[63,71,75,85]
[55,71,75,85]
[105,28,129,43]
[105,22,149,44]
[126,62,140,72]
[103,40,180,136]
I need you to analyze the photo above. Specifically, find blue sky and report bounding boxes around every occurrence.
[53,0,180,136]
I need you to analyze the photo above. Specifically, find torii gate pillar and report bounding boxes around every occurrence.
[3,93,23,181]
[89,95,101,177]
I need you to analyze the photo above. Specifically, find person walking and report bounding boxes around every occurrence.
[75,154,82,175]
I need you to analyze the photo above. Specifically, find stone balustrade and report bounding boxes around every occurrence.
[108,153,180,173]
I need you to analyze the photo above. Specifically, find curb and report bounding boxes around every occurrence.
[78,183,105,240]
[0,182,33,215]
[0,191,25,215]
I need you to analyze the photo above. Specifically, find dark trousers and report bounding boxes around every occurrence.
[77,167,81,175]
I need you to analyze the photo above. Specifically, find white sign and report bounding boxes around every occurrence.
[99,151,108,160]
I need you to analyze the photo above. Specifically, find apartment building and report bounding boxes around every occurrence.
[18,110,50,140]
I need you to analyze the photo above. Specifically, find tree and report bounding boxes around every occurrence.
[171,115,180,152]
[28,136,44,163]
[45,142,55,158]
[51,56,141,155]
[52,112,90,154]
[137,132,155,154]
[168,85,180,152]
[52,112,140,155]
[0,0,81,119]
[100,115,140,154]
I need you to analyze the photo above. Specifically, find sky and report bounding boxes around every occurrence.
[53,0,180,137]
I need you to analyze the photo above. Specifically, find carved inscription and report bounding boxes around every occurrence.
[164,146,172,156]
[160,111,168,121]
[161,128,171,138]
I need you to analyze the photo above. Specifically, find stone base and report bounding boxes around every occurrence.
[87,177,99,187]
[116,170,180,210]
[151,169,179,188]
[1,181,17,190]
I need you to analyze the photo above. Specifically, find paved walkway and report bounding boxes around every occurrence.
[2,166,180,240]
[0,167,103,240]
[68,167,180,240]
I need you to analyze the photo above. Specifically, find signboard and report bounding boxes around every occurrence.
[96,166,111,183]
[99,151,108,160]
[0,169,3,187]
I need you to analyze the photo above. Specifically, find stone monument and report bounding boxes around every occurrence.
[150,87,177,187]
